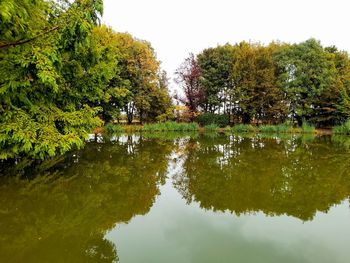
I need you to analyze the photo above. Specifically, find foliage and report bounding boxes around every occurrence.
[301,122,316,133]
[174,53,204,115]
[230,123,315,134]
[197,45,235,113]
[104,123,124,134]
[204,124,219,131]
[195,113,229,127]
[0,1,173,160]
[259,123,291,133]
[143,122,199,132]
[112,33,172,124]
[231,124,257,133]
[333,120,350,135]
[122,125,144,133]
[274,39,350,126]
[176,39,350,128]
[0,0,104,160]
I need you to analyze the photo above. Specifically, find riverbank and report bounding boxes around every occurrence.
[98,122,336,135]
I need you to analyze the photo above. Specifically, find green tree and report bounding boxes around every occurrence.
[274,39,337,125]
[0,0,104,160]
[111,33,171,124]
[234,42,287,124]
[197,45,235,114]
[324,46,350,125]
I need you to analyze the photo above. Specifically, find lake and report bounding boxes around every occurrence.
[1,133,350,263]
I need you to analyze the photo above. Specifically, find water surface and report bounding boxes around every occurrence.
[1,134,350,262]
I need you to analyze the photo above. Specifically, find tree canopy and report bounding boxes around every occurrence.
[175,39,350,126]
[0,0,172,160]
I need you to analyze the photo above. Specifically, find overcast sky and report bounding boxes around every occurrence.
[102,0,350,90]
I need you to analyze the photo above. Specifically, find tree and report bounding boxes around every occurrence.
[147,70,174,122]
[234,42,287,124]
[274,39,337,126]
[323,46,350,125]
[174,53,204,116]
[112,33,167,124]
[197,44,236,114]
[86,26,129,123]
[0,0,106,160]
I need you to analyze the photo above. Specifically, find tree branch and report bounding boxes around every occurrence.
[0,26,60,49]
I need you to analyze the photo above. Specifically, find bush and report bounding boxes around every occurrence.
[195,113,229,128]
[231,124,257,133]
[259,123,291,133]
[123,125,143,133]
[259,125,277,133]
[301,122,316,133]
[104,123,124,133]
[333,120,350,135]
[143,122,199,132]
[204,124,219,131]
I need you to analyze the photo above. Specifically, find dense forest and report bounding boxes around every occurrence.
[1,0,350,161]
[175,40,350,126]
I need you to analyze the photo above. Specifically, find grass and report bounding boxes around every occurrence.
[231,122,316,134]
[141,131,199,140]
[204,123,219,131]
[231,124,257,133]
[122,125,143,133]
[104,121,200,133]
[143,121,199,132]
[104,123,124,133]
[259,123,291,133]
[301,122,316,133]
[103,121,318,135]
[333,120,350,135]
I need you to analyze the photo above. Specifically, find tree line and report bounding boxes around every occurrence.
[0,0,172,160]
[175,39,350,127]
[2,1,350,161]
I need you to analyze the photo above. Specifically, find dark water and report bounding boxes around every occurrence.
[1,133,350,263]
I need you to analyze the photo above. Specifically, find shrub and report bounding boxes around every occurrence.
[143,122,199,132]
[259,125,277,133]
[231,124,257,133]
[204,124,219,131]
[123,125,143,133]
[259,123,291,133]
[301,122,316,133]
[333,120,350,135]
[195,113,229,128]
[104,123,124,133]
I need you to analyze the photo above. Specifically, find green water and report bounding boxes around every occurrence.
[1,134,350,263]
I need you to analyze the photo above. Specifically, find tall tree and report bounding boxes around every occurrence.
[174,53,204,115]
[113,33,163,124]
[197,44,236,114]
[274,39,336,125]
[234,42,287,124]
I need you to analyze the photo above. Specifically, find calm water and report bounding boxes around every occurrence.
[1,133,350,262]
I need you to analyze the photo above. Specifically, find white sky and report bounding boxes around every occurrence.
[102,0,350,91]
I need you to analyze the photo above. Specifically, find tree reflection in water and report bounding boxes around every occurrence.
[1,133,350,262]
[0,135,174,263]
[173,134,350,221]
